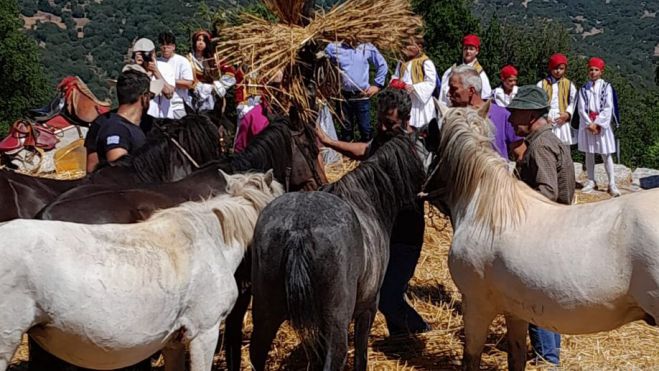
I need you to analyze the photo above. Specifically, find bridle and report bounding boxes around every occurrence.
[152,121,201,169]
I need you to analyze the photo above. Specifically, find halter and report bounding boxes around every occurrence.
[152,122,201,169]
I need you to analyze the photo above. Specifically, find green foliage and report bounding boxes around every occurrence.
[0,0,50,135]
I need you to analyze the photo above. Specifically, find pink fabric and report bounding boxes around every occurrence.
[233,104,269,154]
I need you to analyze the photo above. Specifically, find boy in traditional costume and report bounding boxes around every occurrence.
[389,36,437,129]
[491,64,518,107]
[577,57,621,197]
[438,34,491,106]
[536,53,577,145]
[187,29,237,113]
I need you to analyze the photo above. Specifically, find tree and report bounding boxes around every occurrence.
[0,0,50,135]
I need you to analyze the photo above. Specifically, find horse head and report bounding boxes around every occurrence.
[286,106,328,191]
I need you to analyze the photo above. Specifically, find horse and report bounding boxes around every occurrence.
[0,172,283,371]
[0,114,222,222]
[249,135,425,370]
[422,103,659,371]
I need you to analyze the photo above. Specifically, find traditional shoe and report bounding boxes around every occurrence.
[581,180,596,193]
[608,185,621,197]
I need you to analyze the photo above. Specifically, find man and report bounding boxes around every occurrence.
[325,41,388,142]
[438,34,492,106]
[390,36,438,130]
[447,65,525,160]
[507,85,576,365]
[92,65,163,166]
[157,31,194,118]
[316,89,430,336]
[129,37,176,120]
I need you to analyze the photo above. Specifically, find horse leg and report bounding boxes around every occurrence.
[162,340,186,371]
[504,315,529,371]
[249,310,284,371]
[319,319,350,371]
[0,304,37,370]
[224,259,252,371]
[461,296,496,371]
[353,304,377,371]
[188,323,221,371]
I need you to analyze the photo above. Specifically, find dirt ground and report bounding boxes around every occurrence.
[9,161,659,370]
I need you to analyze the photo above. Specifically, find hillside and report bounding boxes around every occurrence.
[17,0,659,99]
[473,0,659,89]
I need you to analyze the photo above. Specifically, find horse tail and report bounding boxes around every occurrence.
[283,230,322,357]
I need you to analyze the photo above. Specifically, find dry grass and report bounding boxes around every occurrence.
[9,157,659,370]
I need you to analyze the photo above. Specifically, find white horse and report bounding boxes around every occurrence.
[424,103,659,371]
[0,171,283,371]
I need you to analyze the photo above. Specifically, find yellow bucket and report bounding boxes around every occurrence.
[54,138,86,174]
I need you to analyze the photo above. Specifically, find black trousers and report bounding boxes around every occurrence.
[378,206,428,335]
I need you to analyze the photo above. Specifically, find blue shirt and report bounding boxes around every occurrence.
[325,42,388,92]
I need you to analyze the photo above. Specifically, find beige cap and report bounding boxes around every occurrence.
[133,38,155,52]
[121,64,165,96]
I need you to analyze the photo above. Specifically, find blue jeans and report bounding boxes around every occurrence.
[378,207,429,335]
[338,96,371,142]
[529,324,561,365]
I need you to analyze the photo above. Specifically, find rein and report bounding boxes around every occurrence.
[152,122,201,169]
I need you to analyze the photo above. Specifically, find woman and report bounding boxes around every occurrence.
[187,29,236,112]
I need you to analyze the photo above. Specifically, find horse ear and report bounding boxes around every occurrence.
[218,169,230,182]
[434,98,449,118]
[264,169,274,186]
[477,99,492,119]
[212,208,230,245]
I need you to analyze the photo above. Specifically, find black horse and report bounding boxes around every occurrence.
[31,115,326,371]
[0,114,222,222]
[249,135,425,370]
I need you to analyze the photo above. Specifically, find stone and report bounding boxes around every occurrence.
[632,168,659,189]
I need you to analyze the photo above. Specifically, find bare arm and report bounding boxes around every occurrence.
[315,122,369,160]
[175,79,194,90]
[106,148,128,163]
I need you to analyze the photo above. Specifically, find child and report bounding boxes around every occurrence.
[536,53,577,145]
[577,57,621,197]
[492,64,518,107]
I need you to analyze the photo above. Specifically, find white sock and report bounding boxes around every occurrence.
[603,153,615,188]
[585,153,595,182]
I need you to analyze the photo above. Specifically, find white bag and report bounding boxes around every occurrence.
[317,103,340,164]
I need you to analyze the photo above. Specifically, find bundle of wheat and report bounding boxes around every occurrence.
[215,0,422,120]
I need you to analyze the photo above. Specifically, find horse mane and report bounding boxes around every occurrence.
[148,172,282,248]
[58,76,111,106]
[432,107,534,233]
[231,116,292,183]
[113,115,222,182]
[321,134,424,228]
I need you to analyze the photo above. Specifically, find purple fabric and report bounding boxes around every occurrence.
[489,103,523,159]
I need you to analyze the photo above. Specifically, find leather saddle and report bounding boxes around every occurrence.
[28,93,66,122]
[0,120,59,153]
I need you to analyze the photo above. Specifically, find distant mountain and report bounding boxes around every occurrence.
[18,0,658,99]
[473,0,659,89]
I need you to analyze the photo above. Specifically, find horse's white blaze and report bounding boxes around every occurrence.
[0,172,282,370]
[428,106,659,368]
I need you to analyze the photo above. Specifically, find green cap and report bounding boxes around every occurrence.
[507,85,550,111]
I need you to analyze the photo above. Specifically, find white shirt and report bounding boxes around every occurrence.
[147,61,176,119]
[392,59,438,128]
[438,59,492,106]
[577,79,617,154]
[536,79,577,145]
[491,86,518,107]
[158,54,193,113]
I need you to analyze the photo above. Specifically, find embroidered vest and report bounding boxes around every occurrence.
[542,77,571,113]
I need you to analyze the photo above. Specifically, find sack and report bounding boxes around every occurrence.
[317,104,340,164]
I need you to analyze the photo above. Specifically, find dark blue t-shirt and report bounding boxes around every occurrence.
[93,112,146,163]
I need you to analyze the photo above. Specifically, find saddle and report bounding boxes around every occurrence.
[0,120,59,153]
[28,93,66,122]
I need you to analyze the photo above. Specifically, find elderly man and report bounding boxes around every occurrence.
[438,34,492,106]
[447,65,525,160]
[316,89,430,336]
[507,85,576,366]
[325,41,388,142]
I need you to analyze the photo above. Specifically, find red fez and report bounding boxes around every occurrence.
[588,57,606,70]
[463,34,481,49]
[500,65,518,79]
[548,53,568,70]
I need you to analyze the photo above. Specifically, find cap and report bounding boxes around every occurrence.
[548,53,568,70]
[588,57,606,70]
[506,85,550,111]
[133,38,155,52]
[463,34,481,49]
[500,65,518,80]
[121,64,164,96]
